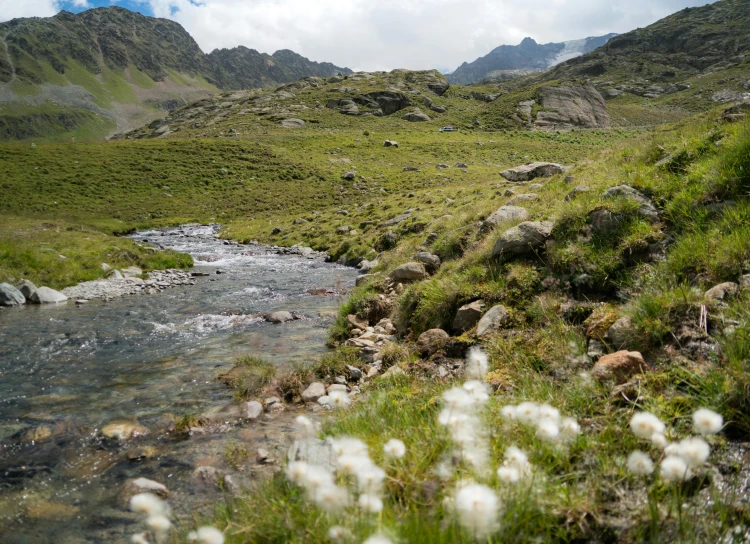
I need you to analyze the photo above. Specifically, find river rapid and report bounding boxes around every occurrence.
[0,225,357,543]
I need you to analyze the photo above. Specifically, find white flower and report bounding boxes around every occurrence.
[188,526,225,544]
[146,514,172,533]
[536,419,560,442]
[329,390,351,408]
[327,525,352,543]
[500,405,517,421]
[336,454,372,475]
[356,465,386,494]
[503,446,529,468]
[650,433,669,449]
[627,451,654,476]
[465,347,489,379]
[383,438,406,459]
[462,447,490,472]
[538,404,560,423]
[362,534,392,544]
[286,461,310,484]
[455,484,500,539]
[692,408,723,435]
[295,415,317,438]
[131,533,150,544]
[358,493,384,514]
[560,417,581,440]
[312,484,350,513]
[664,443,681,456]
[438,409,472,429]
[129,493,167,516]
[677,437,710,467]
[329,437,368,458]
[660,456,691,482]
[463,380,490,404]
[630,412,666,440]
[301,465,335,491]
[443,387,476,410]
[497,466,521,484]
[515,402,540,425]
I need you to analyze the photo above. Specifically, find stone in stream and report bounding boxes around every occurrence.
[301,382,326,403]
[100,421,149,440]
[0,283,25,306]
[267,311,294,324]
[243,401,263,420]
[31,287,68,304]
[118,477,168,508]
[16,279,38,300]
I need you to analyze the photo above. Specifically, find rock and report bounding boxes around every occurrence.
[417,329,450,356]
[535,84,611,129]
[267,311,294,323]
[347,314,369,329]
[507,193,539,205]
[0,283,25,306]
[415,252,441,273]
[256,448,270,463]
[602,88,624,100]
[492,221,554,258]
[402,109,431,122]
[301,382,326,403]
[327,384,348,394]
[607,316,636,350]
[192,466,224,487]
[383,140,399,148]
[476,305,510,338]
[16,279,37,300]
[101,263,112,271]
[271,227,284,235]
[389,262,428,282]
[480,205,529,233]
[288,438,337,472]
[341,172,356,180]
[30,286,68,304]
[108,269,124,280]
[739,275,750,290]
[592,351,648,383]
[243,401,263,420]
[500,162,565,182]
[455,162,468,168]
[529,183,543,191]
[602,185,659,222]
[359,260,378,273]
[381,366,406,379]
[280,118,305,128]
[705,282,739,303]
[453,300,484,332]
[118,478,168,508]
[347,365,363,381]
[101,421,149,440]
[564,186,592,201]
[121,266,143,279]
[589,208,623,235]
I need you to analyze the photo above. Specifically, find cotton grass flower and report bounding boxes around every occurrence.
[129,493,168,516]
[327,525,352,543]
[329,390,351,409]
[362,534,392,544]
[500,405,517,421]
[336,454,372,475]
[330,437,368,458]
[295,415,317,438]
[455,483,500,540]
[300,465,335,491]
[146,514,172,533]
[650,432,669,449]
[356,465,386,494]
[664,443,681,456]
[693,408,723,435]
[677,437,710,467]
[660,455,691,482]
[358,493,384,514]
[503,446,529,468]
[187,526,225,544]
[538,404,560,423]
[515,401,540,425]
[463,380,490,404]
[312,484,350,513]
[627,451,654,476]
[442,387,476,410]
[536,419,560,442]
[383,438,406,459]
[630,412,666,440]
[286,461,310,484]
[497,466,521,484]
[560,417,581,441]
[131,534,150,544]
[465,346,489,379]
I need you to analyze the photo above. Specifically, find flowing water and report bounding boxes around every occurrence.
[0,225,357,543]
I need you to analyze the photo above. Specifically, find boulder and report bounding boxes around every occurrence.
[492,221,554,258]
[607,316,635,350]
[280,118,305,128]
[0,283,25,306]
[243,401,263,420]
[535,84,610,129]
[121,266,143,279]
[415,252,441,273]
[417,329,450,356]
[602,185,659,222]
[592,351,648,383]
[16,279,37,300]
[383,140,399,148]
[108,269,124,280]
[301,382,326,403]
[101,421,149,440]
[500,162,565,182]
[341,172,356,180]
[31,287,68,304]
[453,300,484,332]
[480,205,529,233]
[476,305,510,338]
[402,109,431,122]
[118,477,168,508]
[705,282,739,303]
[346,314,369,330]
[389,262,428,282]
[267,311,294,323]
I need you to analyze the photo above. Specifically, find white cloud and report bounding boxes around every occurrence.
[0,0,58,21]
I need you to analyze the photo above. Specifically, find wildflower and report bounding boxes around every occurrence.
[660,455,691,482]
[328,525,353,543]
[188,526,225,544]
[442,387,476,410]
[560,417,581,440]
[630,412,665,440]
[455,483,500,540]
[538,404,560,423]
[677,437,710,467]
[692,408,723,435]
[438,408,472,430]
[312,484,350,513]
[301,465,335,491]
[503,446,529,468]
[463,380,490,404]
[650,432,668,449]
[664,442,681,456]
[329,390,351,408]
[515,401,540,425]
[383,438,406,459]
[358,493,384,514]
[362,534,392,544]
[465,347,489,379]
[330,437,368,458]
[627,451,654,476]
[146,514,172,533]
[355,465,386,494]
[286,461,310,484]
[500,405,517,421]
[496,466,521,484]
[295,415,317,438]
[462,447,490,472]
[536,419,560,442]
[129,493,167,516]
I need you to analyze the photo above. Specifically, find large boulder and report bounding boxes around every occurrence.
[592,351,648,383]
[0,283,25,306]
[365,91,412,115]
[480,205,529,233]
[389,262,428,282]
[31,287,67,304]
[500,162,565,182]
[417,329,450,356]
[534,84,610,129]
[16,279,38,300]
[453,300,484,332]
[705,282,739,303]
[476,305,510,338]
[492,221,554,258]
[402,109,431,122]
[267,311,294,324]
[415,252,441,273]
[280,118,305,128]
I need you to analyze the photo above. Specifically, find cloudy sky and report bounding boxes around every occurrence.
[1,0,717,72]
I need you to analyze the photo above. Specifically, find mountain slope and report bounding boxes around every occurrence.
[447,34,616,85]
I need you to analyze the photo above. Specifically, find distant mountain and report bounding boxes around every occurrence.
[0,7,351,141]
[447,34,617,85]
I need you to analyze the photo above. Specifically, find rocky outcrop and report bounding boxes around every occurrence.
[402,109,431,122]
[500,162,565,182]
[480,206,529,233]
[492,221,555,258]
[534,85,610,129]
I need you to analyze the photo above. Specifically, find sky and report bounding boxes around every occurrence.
[0,0,717,73]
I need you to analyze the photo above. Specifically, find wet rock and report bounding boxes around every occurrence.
[192,466,225,487]
[492,221,554,258]
[476,305,510,338]
[31,286,68,304]
[125,446,158,461]
[389,262,428,282]
[301,382,326,403]
[101,421,149,440]
[500,162,565,182]
[243,401,263,420]
[592,351,648,384]
[607,316,636,350]
[16,279,38,300]
[20,424,53,443]
[267,311,294,323]
[480,205,529,233]
[415,252,441,273]
[118,477,168,508]
[705,282,739,303]
[0,282,25,306]
[417,328,450,356]
[453,300,484,332]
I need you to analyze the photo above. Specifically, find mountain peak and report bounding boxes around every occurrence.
[519,37,538,47]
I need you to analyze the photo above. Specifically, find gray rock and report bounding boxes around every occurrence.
[739,275,750,289]
[587,338,606,362]
[288,438,336,472]
[280,118,305,128]
[347,365,363,381]
[529,183,544,191]
[389,262,428,282]
[417,329,450,356]
[480,205,529,233]
[590,208,623,235]
[118,477,168,508]
[327,384,348,393]
[602,88,623,99]
[415,252,441,273]
[492,221,554,258]
[564,186,592,201]
[607,316,635,350]
[507,193,539,205]
[359,260,378,273]
[301,382,326,403]
[705,282,739,303]
[100,263,111,271]
[108,269,124,280]
[267,311,294,323]
[16,279,37,300]
[602,185,659,221]
[0,283,25,306]
[453,300,484,332]
[535,84,610,129]
[476,305,510,338]
[402,109,431,122]
[500,162,565,182]
[243,401,263,420]
[31,286,68,304]
[336,225,351,234]
[341,172,356,180]
[383,140,399,147]
[101,421,149,440]
[121,266,143,279]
